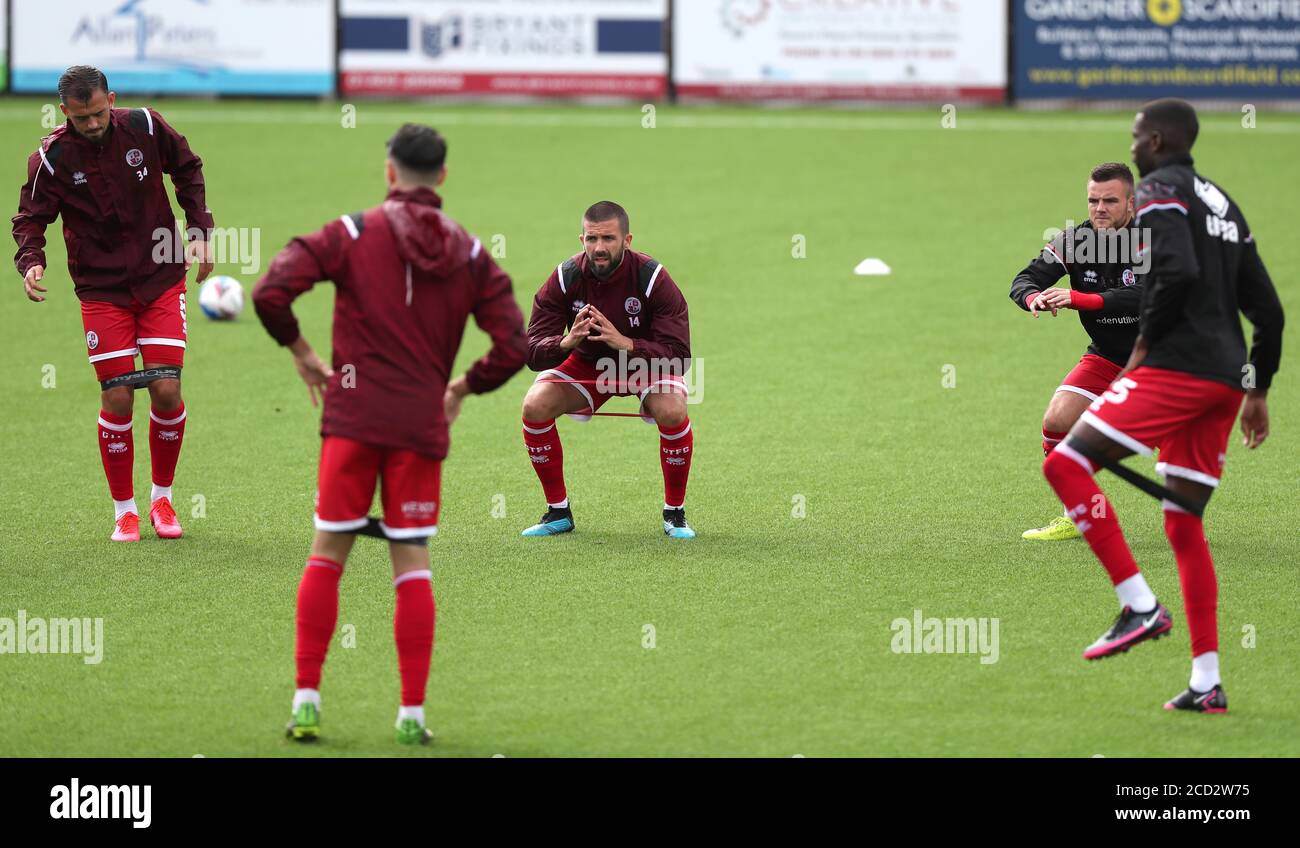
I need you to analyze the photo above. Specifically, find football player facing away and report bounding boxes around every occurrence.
[12,65,214,541]
[1044,99,1284,713]
[519,201,696,538]
[253,125,527,744]
[1011,163,1143,541]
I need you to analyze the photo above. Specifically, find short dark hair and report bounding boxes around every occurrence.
[386,124,447,180]
[58,65,109,104]
[1139,98,1199,151]
[583,201,629,234]
[1089,162,1134,189]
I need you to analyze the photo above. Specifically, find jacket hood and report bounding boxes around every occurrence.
[381,186,472,275]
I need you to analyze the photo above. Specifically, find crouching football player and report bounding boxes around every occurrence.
[254,124,527,744]
[519,201,697,538]
[1010,163,1143,541]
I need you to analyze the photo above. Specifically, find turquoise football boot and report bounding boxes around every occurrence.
[663,508,696,539]
[521,505,575,537]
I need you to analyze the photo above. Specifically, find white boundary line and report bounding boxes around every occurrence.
[4,106,1299,134]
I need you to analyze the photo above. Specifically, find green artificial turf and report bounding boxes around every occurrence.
[1,99,1296,756]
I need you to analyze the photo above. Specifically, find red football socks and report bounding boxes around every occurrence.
[1043,446,1139,585]
[659,418,693,508]
[394,570,435,707]
[149,403,187,488]
[523,418,567,505]
[97,410,135,501]
[1042,427,1068,457]
[1165,508,1219,656]
[295,557,342,690]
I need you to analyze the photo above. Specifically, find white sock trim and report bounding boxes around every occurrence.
[151,484,173,503]
[149,408,187,426]
[397,705,425,726]
[98,416,133,432]
[548,498,570,509]
[1054,443,1096,474]
[113,498,139,519]
[658,422,692,440]
[393,569,432,588]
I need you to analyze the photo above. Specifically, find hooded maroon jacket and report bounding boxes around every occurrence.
[253,187,527,460]
[527,249,690,372]
[12,107,214,306]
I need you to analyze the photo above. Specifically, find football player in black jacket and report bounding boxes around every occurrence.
[1043,99,1285,713]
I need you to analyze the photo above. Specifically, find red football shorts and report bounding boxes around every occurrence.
[536,351,687,422]
[314,436,441,539]
[1057,353,1123,403]
[81,279,188,381]
[1079,366,1245,488]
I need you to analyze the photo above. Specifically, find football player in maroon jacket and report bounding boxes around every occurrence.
[254,124,527,744]
[12,66,214,542]
[520,202,696,539]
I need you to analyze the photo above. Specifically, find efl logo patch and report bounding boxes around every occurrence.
[625,297,641,315]
[86,331,99,350]
[1122,268,1136,287]
[125,148,144,167]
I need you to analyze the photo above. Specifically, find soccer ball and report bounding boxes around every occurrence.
[198,275,244,320]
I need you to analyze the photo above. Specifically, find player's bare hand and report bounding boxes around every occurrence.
[289,337,334,407]
[1037,288,1073,312]
[185,239,215,283]
[587,310,634,352]
[1241,391,1269,449]
[1027,292,1057,318]
[23,265,47,302]
[443,375,470,425]
[560,316,594,351]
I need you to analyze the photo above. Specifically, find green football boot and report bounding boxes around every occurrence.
[1022,514,1081,541]
[396,717,434,745]
[285,702,321,742]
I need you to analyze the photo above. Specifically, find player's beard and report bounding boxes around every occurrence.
[590,247,624,280]
[76,124,110,145]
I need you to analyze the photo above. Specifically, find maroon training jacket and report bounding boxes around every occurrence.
[527,249,691,372]
[253,187,528,460]
[12,107,214,306]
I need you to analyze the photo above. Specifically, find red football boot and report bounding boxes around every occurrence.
[150,497,184,539]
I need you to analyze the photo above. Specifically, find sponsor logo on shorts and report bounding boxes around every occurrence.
[86,331,99,350]
[125,148,144,167]
[625,297,642,315]
[107,441,127,454]
[572,299,586,312]
[401,500,437,518]
[73,171,87,186]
